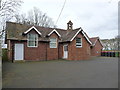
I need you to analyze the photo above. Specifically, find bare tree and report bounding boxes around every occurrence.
[0,0,23,44]
[15,7,55,28]
[0,0,22,17]
[0,0,1,8]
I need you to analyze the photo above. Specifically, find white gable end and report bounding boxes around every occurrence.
[48,29,61,37]
[24,26,42,35]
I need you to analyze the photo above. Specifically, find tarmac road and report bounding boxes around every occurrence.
[2,57,118,88]
[0,60,2,89]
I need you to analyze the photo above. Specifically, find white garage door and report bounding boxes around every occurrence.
[14,44,24,60]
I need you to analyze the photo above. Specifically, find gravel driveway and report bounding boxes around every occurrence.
[2,57,118,88]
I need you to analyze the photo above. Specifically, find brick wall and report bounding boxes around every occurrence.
[7,40,12,61]
[8,31,61,61]
[68,33,91,60]
[7,31,92,61]
[58,42,69,59]
[24,30,47,61]
[24,42,47,61]
[91,40,103,56]
[7,40,25,61]
[47,33,59,60]
[58,43,63,59]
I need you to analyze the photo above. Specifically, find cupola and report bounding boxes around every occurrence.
[67,20,73,30]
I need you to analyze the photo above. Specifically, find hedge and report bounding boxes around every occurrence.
[2,48,8,61]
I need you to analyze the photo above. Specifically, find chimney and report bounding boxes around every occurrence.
[67,20,73,30]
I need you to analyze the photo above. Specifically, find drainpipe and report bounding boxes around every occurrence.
[0,34,1,90]
[46,42,47,61]
[12,42,14,63]
[0,38,2,61]
[57,42,59,59]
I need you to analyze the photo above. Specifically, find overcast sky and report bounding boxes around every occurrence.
[20,0,118,39]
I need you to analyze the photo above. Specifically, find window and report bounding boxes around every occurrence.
[27,34,38,47]
[64,45,68,51]
[76,38,82,47]
[50,38,57,48]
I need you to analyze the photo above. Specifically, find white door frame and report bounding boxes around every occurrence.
[14,43,24,60]
[63,45,68,59]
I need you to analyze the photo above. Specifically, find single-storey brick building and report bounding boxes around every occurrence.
[5,21,102,61]
[90,37,103,56]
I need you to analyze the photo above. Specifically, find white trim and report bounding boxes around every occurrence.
[70,29,92,45]
[48,29,61,37]
[49,38,57,48]
[27,34,38,47]
[76,38,82,48]
[92,37,103,47]
[24,26,42,35]
[81,31,92,45]
[63,44,68,59]
[99,38,103,47]
[70,29,81,41]
[14,44,24,60]
[92,39,98,46]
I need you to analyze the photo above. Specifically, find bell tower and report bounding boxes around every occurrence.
[67,20,73,30]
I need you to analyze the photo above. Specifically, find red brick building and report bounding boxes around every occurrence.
[5,21,102,62]
[90,37,103,56]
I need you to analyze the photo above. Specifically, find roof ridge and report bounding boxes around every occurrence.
[73,27,81,30]
[6,21,32,26]
[90,37,99,39]
[6,21,68,31]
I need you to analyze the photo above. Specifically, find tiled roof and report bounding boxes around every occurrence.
[6,22,91,44]
[90,37,103,46]
[90,37,98,44]
[62,28,80,42]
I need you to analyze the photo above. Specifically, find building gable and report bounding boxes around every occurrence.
[24,26,42,35]
[47,29,61,37]
[81,30,92,45]
[6,21,101,61]
[6,21,94,45]
[90,37,103,47]
[96,38,103,47]
[70,29,92,45]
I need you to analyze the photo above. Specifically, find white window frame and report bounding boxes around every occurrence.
[76,38,82,48]
[27,34,38,47]
[50,38,57,48]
